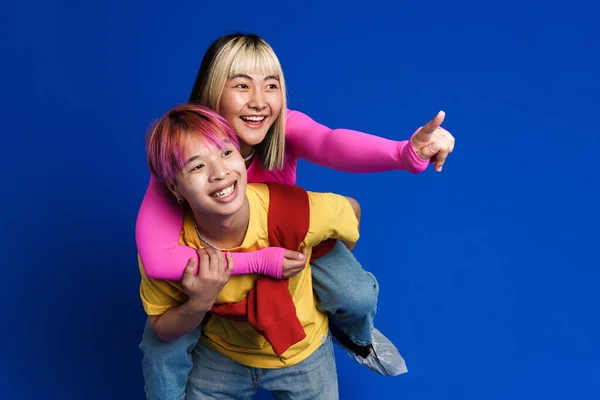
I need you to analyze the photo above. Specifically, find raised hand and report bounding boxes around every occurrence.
[411,110,455,172]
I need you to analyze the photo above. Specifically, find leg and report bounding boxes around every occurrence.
[186,340,257,400]
[261,333,339,400]
[311,240,407,376]
[139,319,200,400]
[311,240,378,346]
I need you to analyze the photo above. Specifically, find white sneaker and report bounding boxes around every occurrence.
[336,327,408,376]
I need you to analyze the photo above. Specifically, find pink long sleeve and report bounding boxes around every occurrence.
[285,110,429,174]
[135,175,284,280]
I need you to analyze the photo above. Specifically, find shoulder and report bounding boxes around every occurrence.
[180,210,200,248]
[303,191,360,247]
[285,109,299,119]
[246,183,270,209]
[307,191,350,211]
[307,191,357,227]
[284,109,311,132]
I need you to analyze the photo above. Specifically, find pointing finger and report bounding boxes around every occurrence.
[420,110,446,136]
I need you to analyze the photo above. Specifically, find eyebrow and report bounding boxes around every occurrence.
[184,155,201,167]
[229,74,279,81]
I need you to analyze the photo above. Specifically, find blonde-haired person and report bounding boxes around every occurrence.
[136,33,455,399]
[140,103,359,399]
[189,33,288,171]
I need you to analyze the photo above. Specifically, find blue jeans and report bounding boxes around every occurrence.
[140,240,378,399]
[186,334,338,399]
[140,320,201,400]
[311,240,379,347]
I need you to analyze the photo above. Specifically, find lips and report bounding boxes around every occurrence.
[239,115,268,128]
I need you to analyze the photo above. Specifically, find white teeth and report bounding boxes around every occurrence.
[211,183,235,198]
[241,116,265,122]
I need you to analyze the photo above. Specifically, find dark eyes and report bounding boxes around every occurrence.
[233,83,278,90]
[189,150,232,172]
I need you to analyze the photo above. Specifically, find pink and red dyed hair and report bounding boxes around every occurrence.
[146,103,240,185]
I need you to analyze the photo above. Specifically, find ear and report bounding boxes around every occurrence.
[167,181,182,202]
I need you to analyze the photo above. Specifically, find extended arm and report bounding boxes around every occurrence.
[285,110,429,174]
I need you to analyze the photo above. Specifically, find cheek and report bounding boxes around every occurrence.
[220,92,245,117]
[230,157,247,172]
[225,157,247,177]
[179,178,205,201]
[267,92,283,112]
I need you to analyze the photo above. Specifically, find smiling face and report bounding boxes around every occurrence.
[189,34,288,170]
[171,136,248,219]
[218,73,283,156]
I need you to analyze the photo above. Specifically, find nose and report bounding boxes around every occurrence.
[248,89,267,111]
[208,157,228,181]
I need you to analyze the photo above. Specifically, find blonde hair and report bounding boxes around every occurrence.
[189,34,287,170]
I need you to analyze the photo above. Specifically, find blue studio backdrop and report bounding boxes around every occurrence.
[2,0,599,399]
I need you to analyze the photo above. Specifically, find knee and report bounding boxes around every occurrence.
[345,272,379,316]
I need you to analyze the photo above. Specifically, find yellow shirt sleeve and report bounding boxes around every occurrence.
[304,192,360,248]
[138,254,188,316]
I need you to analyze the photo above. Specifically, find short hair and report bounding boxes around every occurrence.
[146,103,240,185]
[188,33,287,170]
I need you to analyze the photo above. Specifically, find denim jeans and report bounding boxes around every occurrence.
[140,320,201,400]
[186,333,338,400]
[311,240,379,346]
[140,240,378,399]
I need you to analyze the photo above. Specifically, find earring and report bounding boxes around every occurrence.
[177,197,184,205]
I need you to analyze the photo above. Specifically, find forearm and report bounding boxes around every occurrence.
[149,301,208,342]
[137,177,284,280]
[310,129,425,173]
[286,111,429,174]
[136,175,196,280]
[342,238,357,252]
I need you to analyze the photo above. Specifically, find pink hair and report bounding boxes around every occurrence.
[146,103,240,184]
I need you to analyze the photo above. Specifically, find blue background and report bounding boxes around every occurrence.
[2,0,599,399]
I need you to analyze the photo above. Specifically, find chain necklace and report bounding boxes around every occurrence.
[193,222,220,249]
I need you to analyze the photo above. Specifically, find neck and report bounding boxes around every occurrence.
[240,142,257,167]
[191,197,250,249]
[239,142,254,159]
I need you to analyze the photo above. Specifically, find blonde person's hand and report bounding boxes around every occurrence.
[182,248,233,311]
[281,248,308,279]
[411,110,456,172]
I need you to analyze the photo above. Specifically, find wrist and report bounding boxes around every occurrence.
[255,247,285,278]
[183,298,212,315]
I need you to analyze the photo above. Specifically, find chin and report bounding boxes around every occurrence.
[214,199,245,217]
[213,182,247,216]
[240,134,267,147]
[235,127,269,146]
